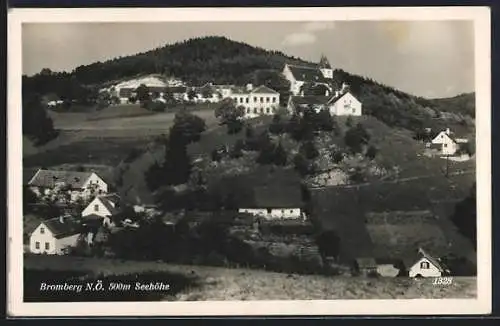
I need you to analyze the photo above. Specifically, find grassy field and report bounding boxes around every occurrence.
[24,255,476,301]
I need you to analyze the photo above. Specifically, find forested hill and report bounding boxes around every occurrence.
[70,36,313,86]
[22,36,475,145]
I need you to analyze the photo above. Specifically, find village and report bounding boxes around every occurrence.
[23,52,476,291]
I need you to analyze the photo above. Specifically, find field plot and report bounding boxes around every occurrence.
[24,254,476,301]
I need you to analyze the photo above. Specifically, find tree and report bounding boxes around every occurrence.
[451,184,476,248]
[286,113,304,141]
[23,187,38,213]
[22,93,58,146]
[293,153,311,176]
[187,89,197,101]
[211,148,223,162]
[365,145,378,160]
[273,142,288,166]
[269,114,286,135]
[170,111,206,144]
[344,123,370,154]
[299,141,319,160]
[331,149,344,164]
[316,230,341,261]
[345,116,353,127]
[229,139,245,159]
[135,84,151,104]
[316,109,338,133]
[214,99,245,134]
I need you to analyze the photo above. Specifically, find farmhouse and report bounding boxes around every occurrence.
[27,169,108,202]
[429,128,469,156]
[29,215,82,255]
[287,83,362,116]
[407,248,449,278]
[238,185,304,220]
[81,194,120,227]
[282,55,334,96]
[227,84,281,119]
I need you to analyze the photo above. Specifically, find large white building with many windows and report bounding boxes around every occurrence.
[226,84,280,119]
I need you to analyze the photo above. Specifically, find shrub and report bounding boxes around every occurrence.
[365,145,378,160]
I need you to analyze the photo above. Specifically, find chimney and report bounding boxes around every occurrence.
[335,90,340,97]
[59,215,65,224]
[341,82,349,92]
[246,83,253,91]
[445,128,451,135]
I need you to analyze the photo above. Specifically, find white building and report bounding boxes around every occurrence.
[287,83,362,117]
[227,84,280,119]
[238,185,305,220]
[27,169,108,202]
[408,248,448,278]
[81,194,120,227]
[282,55,334,96]
[29,216,82,255]
[430,128,469,156]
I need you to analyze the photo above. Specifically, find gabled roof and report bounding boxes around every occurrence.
[287,64,328,83]
[250,85,279,94]
[244,185,303,209]
[96,194,120,215]
[28,169,95,189]
[319,55,332,69]
[23,168,38,185]
[40,216,82,239]
[407,248,447,272]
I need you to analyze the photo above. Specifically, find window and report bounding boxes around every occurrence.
[253,108,257,114]
[245,98,249,103]
[94,204,99,212]
[266,97,270,103]
[352,108,356,114]
[267,208,272,214]
[290,210,294,213]
[35,242,40,249]
[272,97,276,103]
[247,108,250,113]
[260,108,264,114]
[266,108,270,114]
[40,227,45,234]
[254,97,257,102]
[444,144,448,148]
[240,98,243,103]
[260,97,264,103]
[420,261,430,269]
[45,242,50,250]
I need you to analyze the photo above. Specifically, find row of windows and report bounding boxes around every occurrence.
[35,241,50,250]
[233,96,278,104]
[245,107,277,114]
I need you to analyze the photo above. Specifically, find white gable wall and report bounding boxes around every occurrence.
[431,132,459,155]
[82,197,113,218]
[409,257,442,277]
[30,223,56,254]
[81,173,108,199]
[329,93,362,116]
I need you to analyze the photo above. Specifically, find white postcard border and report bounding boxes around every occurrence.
[7,6,492,316]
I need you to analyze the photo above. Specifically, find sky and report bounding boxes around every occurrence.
[22,20,475,98]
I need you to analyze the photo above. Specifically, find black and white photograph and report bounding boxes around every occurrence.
[7,7,491,316]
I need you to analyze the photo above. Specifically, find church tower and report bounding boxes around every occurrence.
[319,54,333,79]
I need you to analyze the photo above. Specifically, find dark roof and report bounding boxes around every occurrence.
[165,86,187,93]
[290,95,330,106]
[287,65,328,83]
[28,169,94,189]
[97,196,120,215]
[82,214,104,220]
[251,85,279,94]
[319,55,332,69]
[247,186,303,208]
[23,168,38,185]
[42,216,82,239]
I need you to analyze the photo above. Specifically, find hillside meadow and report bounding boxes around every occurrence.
[24,255,476,301]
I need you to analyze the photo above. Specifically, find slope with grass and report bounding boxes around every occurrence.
[24,254,476,301]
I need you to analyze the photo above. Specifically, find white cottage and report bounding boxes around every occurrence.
[81,194,120,227]
[282,55,334,96]
[408,248,449,278]
[27,169,108,202]
[29,216,82,255]
[430,128,469,156]
[238,185,304,220]
[287,85,362,117]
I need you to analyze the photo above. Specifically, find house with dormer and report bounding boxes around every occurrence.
[287,82,362,116]
[282,55,334,96]
[27,169,108,202]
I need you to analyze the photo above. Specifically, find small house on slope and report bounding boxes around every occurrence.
[238,185,305,220]
[27,169,108,202]
[406,248,450,278]
[81,194,120,227]
[429,128,469,156]
[29,216,82,255]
